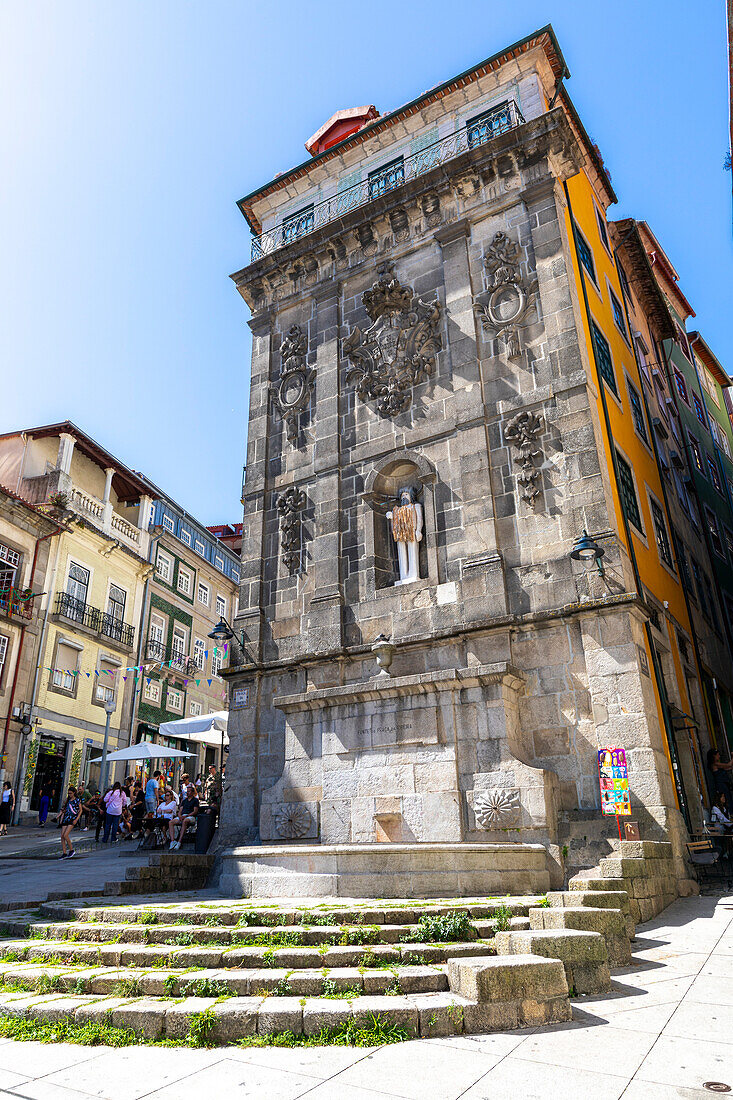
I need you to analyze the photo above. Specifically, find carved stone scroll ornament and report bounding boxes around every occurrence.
[271,326,315,445]
[504,410,544,504]
[277,486,307,573]
[274,802,312,839]
[343,263,442,418]
[473,788,520,828]
[475,231,537,359]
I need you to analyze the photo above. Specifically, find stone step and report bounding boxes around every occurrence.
[37,897,544,926]
[2,936,496,971]
[493,928,611,994]
[568,876,626,893]
[0,951,573,1040]
[546,890,635,938]
[0,959,449,997]
[528,906,631,967]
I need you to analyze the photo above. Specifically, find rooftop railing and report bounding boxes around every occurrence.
[251,100,525,260]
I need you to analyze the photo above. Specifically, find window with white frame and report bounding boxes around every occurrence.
[197,582,210,606]
[171,625,188,663]
[0,541,21,592]
[144,679,161,703]
[166,685,184,713]
[0,634,8,684]
[52,640,80,692]
[95,658,117,703]
[149,502,156,526]
[193,637,206,671]
[180,529,192,546]
[162,514,175,532]
[232,569,239,583]
[107,584,126,623]
[156,548,173,582]
[214,555,224,570]
[216,595,226,618]
[211,649,223,676]
[195,540,205,555]
[189,700,202,717]
[177,566,193,595]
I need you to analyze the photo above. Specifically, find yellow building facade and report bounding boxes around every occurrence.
[0,424,153,816]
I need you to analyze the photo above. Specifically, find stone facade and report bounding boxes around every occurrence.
[221,42,690,889]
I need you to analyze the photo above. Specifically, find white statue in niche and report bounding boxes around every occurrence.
[386,486,423,586]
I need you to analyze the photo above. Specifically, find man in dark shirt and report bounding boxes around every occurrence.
[169,784,199,849]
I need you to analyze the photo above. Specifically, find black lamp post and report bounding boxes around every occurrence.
[570,530,605,576]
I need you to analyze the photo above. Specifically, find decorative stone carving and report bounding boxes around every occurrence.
[277,486,307,573]
[421,192,442,228]
[274,802,312,839]
[389,208,410,242]
[343,263,442,417]
[271,326,315,445]
[475,231,537,359]
[504,410,544,504]
[473,788,521,828]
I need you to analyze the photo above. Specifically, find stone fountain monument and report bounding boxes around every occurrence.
[216,54,686,897]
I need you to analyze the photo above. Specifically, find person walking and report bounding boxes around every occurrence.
[0,782,15,835]
[102,782,127,844]
[144,771,161,814]
[59,786,82,858]
[38,781,53,828]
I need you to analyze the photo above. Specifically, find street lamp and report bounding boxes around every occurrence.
[570,530,606,576]
[99,698,116,793]
[207,617,247,666]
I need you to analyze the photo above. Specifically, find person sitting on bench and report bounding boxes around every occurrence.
[169,784,199,850]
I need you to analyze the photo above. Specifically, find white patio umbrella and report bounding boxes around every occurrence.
[159,711,228,746]
[159,711,229,771]
[89,743,196,763]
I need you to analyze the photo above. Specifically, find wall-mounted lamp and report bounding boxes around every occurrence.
[570,530,605,576]
[208,617,247,666]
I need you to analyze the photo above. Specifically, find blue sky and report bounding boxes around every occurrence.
[1,1,731,524]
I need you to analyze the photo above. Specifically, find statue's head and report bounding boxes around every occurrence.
[397,485,416,505]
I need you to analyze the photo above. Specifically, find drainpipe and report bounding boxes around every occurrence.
[563,181,691,831]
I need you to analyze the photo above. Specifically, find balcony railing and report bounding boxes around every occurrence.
[55,591,135,648]
[145,637,199,676]
[0,587,33,620]
[251,100,525,260]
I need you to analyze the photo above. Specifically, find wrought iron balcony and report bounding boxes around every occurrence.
[0,587,34,621]
[55,591,135,648]
[145,637,199,676]
[251,100,525,260]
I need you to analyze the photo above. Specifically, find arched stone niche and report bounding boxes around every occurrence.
[362,450,439,597]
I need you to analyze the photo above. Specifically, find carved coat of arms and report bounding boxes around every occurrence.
[271,325,315,445]
[475,232,537,359]
[343,264,442,417]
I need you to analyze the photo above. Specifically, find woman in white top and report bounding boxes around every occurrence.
[711,793,733,832]
[155,790,178,822]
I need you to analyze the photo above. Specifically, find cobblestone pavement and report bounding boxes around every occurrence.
[0,892,730,1099]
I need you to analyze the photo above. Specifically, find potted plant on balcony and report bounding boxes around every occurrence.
[47,491,70,519]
